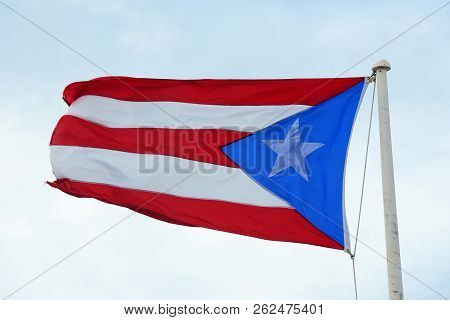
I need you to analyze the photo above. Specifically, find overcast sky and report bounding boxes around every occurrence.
[1,0,449,299]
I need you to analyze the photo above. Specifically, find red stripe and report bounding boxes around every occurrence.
[48,179,343,249]
[63,77,364,106]
[50,115,249,167]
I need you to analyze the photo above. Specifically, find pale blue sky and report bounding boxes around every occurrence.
[0,0,449,299]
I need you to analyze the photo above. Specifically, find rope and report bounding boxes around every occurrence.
[351,255,358,299]
[350,77,376,300]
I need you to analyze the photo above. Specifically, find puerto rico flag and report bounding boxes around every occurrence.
[49,76,367,251]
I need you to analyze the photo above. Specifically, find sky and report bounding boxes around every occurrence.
[0,0,449,300]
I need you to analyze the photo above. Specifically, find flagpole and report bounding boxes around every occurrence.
[372,59,404,300]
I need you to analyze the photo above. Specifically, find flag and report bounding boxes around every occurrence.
[49,76,366,250]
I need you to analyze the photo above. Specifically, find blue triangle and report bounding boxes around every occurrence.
[222,81,365,247]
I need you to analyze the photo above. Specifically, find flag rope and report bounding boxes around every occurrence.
[350,76,376,300]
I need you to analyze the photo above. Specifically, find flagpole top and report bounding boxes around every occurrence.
[372,59,391,72]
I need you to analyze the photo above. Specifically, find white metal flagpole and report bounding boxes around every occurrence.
[372,59,404,300]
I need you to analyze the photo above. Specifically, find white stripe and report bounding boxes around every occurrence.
[67,95,311,132]
[51,146,291,208]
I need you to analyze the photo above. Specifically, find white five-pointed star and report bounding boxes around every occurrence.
[263,119,324,181]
